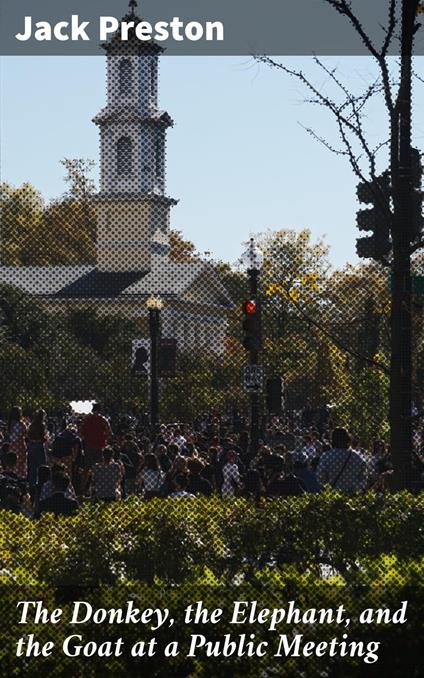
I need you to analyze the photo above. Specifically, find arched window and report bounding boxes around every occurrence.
[117,136,133,175]
[119,58,133,96]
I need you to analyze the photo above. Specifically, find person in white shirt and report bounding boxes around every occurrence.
[173,427,187,448]
[317,427,367,495]
[221,451,241,499]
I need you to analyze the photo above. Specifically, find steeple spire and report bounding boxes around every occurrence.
[128,0,138,17]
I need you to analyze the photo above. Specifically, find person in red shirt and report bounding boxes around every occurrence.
[80,404,112,492]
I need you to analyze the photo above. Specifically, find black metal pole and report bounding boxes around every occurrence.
[149,308,161,428]
[389,0,416,489]
[249,268,260,456]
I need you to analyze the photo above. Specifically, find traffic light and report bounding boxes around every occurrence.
[356,171,391,262]
[159,338,177,377]
[411,148,423,243]
[266,376,284,415]
[242,299,261,351]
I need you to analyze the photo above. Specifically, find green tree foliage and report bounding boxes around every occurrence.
[169,229,197,261]
[215,225,395,443]
[161,349,245,422]
[1,162,196,267]
[0,495,422,675]
[0,166,414,440]
[0,182,44,265]
[0,171,96,266]
[0,285,144,412]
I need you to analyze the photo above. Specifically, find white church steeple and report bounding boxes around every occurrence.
[93,1,176,272]
[93,2,173,198]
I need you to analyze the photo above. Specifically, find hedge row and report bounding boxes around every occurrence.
[0,493,423,676]
[0,492,422,587]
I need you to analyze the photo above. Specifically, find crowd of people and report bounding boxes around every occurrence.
[0,401,409,518]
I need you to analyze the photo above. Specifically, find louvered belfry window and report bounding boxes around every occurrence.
[117,136,133,175]
[119,58,132,96]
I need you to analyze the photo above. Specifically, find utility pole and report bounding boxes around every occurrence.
[389,0,417,489]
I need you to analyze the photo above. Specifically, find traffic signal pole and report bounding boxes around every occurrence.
[248,268,260,457]
[389,0,416,489]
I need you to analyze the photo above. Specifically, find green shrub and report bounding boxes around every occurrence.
[0,493,422,676]
[0,493,423,587]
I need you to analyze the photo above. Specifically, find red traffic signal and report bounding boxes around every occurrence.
[242,298,261,351]
[242,299,257,315]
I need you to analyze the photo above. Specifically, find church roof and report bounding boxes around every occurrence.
[0,266,91,295]
[0,265,149,299]
[122,260,205,296]
[122,260,234,308]
[0,259,233,307]
[56,269,147,298]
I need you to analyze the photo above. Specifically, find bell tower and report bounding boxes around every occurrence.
[93,0,177,272]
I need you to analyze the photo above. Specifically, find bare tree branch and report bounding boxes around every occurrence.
[323,0,397,114]
[412,70,424,85]
[298,123,348,156]
[255,54,393,224]
[372,138,391,157]
[381,0,398,57]
[312,57,378,177]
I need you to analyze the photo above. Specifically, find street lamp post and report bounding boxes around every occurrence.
[146,295,163,429]
[241,238,264,457]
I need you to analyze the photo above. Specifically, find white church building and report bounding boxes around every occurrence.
[0,1,232,352]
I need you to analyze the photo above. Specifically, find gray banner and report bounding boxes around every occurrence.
[0,0,422,56]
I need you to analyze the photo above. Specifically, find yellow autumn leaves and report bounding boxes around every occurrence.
[266,272,319,303]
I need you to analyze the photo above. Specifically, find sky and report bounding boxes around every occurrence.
[1,55,424,268]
